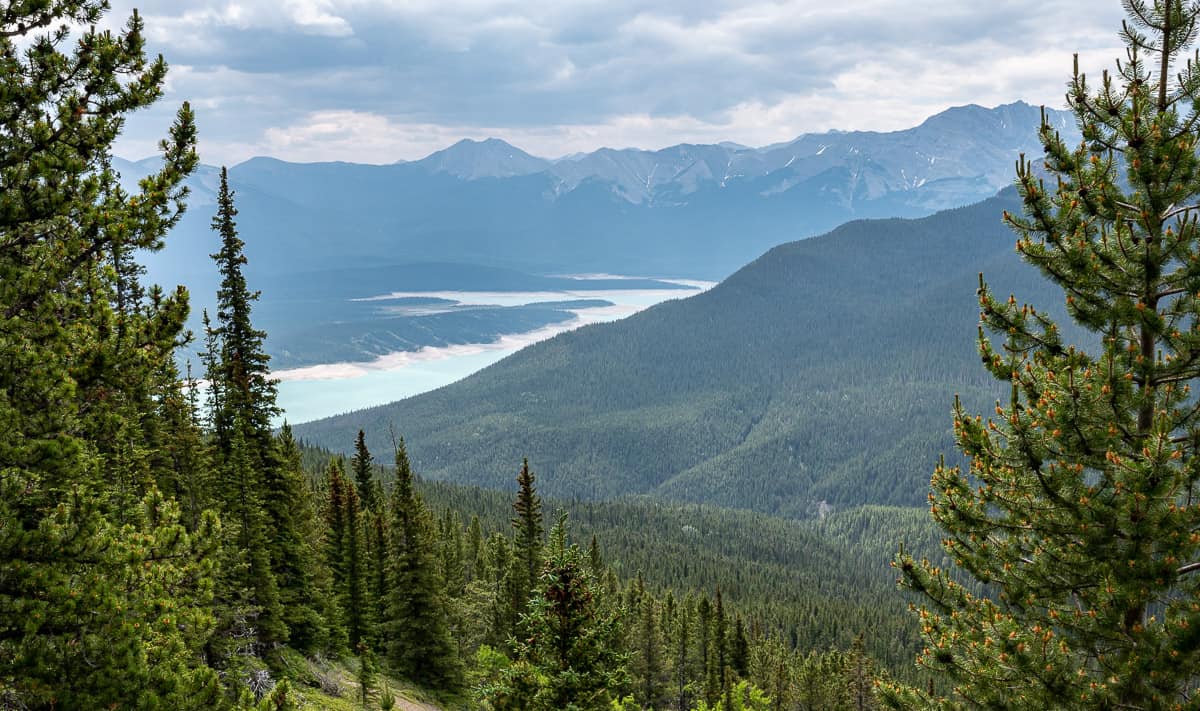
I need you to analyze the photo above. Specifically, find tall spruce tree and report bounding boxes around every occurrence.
[884,1,1200,708]
[208,167,278,454]
[383,438,462,691]
[487,514,626,711]
[205,167,299,654]
[352,429,377,512]
[0,2,225,706]
[323,458,352,652]
[630,574,670,710]
[506,458,544,637]
[272,425,328,653]
[343,478,370,649]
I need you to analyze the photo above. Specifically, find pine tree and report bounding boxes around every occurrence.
[884,2,1200,708]
[383,438,462,691]
[321,457,370,651]
[506,458,544,637]
[352,429,377,512]
[672,593,698,711]
[368,508,390,642]
[731,616,750,680]
[343,479,370,649]
[357,641,379,706]
[208,167,279,456]
[323,458,351,653]
[212,424,288,654]
[205,167,297,654]
[271,425,328,653]
[466,514,485,583]
[488,513,626,710]
[0,2,226,706]
[709,589,730,709]
[696,595,716,708]
[157,357,212,533]
[484,532,515,648]
[844,635,877,711]
[629,574,670,710]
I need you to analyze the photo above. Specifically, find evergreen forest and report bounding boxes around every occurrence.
[6,1,1200,710]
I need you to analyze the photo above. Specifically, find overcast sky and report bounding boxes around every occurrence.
[102,1,1127,165]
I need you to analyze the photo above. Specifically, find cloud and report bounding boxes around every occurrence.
[102,0,1131,164]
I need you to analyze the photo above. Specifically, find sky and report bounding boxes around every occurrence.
[101,1,1128,166]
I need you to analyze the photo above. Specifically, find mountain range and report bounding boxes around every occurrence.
[127,100,1076,300]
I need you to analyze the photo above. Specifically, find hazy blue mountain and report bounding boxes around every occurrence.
[293,188,1084,516]
[131,101,1078,299]
[415,137,551,179]
[545,102,1074,206]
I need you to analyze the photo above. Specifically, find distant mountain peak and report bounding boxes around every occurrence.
[416,137,549,180]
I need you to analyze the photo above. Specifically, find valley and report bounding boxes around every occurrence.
[12,0,1184,703]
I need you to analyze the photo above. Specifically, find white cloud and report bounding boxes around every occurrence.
[102,0,1141,164]
[139,0,353,41]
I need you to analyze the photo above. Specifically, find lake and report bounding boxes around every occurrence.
[273,279,714,424]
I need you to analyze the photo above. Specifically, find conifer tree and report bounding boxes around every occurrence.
[156,357,212,533]
[488,513,626,710]
[0,2,225,705]
[715,589,732,710]
[467,514,485,583]
[271,425,328,653]
[343,479,370,649]
[630,574,670,710]
[368,509,390,641]
[323,459,352,652]
[696,596,716,708]
[484,532,515,647]
[672,593,699,711]
[885,1,1200,708]
[506,458,544,637]
[358,641,378,706]
[208,167,279,455]
[205,168,299,655]
[731,616,750,680]
[383,438,462,690]
[212,424,288,653]
[352,429,377,512]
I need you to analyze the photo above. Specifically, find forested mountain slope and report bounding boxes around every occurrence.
[297,188,1079,515]
[412,477,952,679]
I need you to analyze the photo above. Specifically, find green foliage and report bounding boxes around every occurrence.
[0,1,230,706]
[383,440,463,692]
[506,458,544,640]
[415,478,938,682]
[322,458,352,653]
[692,681,771,711]
[352,429,378,512]
[273,425,329,653]
[484,514,627,711]
[208,167,279,449]
[886,2,1200,708]
[357,642,378,706]
[379,682,397,711]
[627,575,670,710]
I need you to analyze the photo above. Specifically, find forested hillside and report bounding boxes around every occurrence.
[12,0,1200,708]
[296,189,1085,515]
[0,5,921,707]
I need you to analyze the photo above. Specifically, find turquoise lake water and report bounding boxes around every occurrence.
[273,281,713,424]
